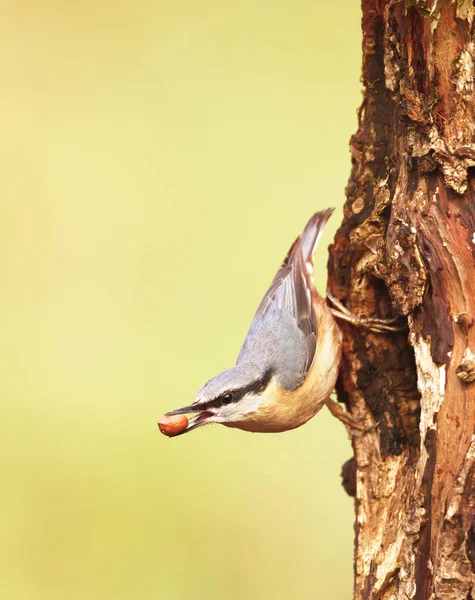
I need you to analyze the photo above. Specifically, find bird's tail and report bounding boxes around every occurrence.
[299,208,334,266]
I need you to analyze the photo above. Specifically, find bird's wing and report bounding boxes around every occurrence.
[238,210,333,386]
[253,238,317,376]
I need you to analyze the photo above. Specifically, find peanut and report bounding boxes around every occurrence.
[158,414,189,437]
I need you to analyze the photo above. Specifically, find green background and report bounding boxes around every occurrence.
[1,2,362,598]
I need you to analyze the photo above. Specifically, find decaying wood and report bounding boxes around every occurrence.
[328,1,475,598]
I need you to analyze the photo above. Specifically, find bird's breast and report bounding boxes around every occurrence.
[232,298,342,433]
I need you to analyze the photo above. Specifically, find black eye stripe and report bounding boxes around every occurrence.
[235,369,273,397]
[203,369,273,410]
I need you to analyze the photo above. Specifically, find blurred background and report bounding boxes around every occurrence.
[1,2,362,599]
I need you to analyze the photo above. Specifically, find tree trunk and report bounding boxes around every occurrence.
[328,1,475,598]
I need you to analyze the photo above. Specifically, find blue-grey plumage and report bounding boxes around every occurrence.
[164,208,344,435]
[238,209,334,389]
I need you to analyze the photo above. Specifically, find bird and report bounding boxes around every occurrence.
[162,208,402,436]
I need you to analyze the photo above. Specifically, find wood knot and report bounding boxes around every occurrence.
[454,312,474,334]
[456,348,475,383]
[351,197,365,215]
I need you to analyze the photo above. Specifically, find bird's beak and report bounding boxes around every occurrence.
[165,403,215,435]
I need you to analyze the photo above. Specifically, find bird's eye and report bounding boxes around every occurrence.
[221,393,233,405]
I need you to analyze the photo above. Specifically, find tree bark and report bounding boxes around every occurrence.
[328,1,475,598]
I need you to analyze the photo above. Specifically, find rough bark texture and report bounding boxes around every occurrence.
[328,1,475,598]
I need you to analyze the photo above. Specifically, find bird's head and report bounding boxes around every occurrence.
[166,363,272,435]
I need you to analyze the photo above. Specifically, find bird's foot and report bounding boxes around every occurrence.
[324,399,379,437]
[326,291,406,334]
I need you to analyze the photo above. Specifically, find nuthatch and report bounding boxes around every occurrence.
[162,209,402,436]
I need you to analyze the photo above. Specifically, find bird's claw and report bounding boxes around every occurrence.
[326,291,406,334]
[325,399,379,437]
